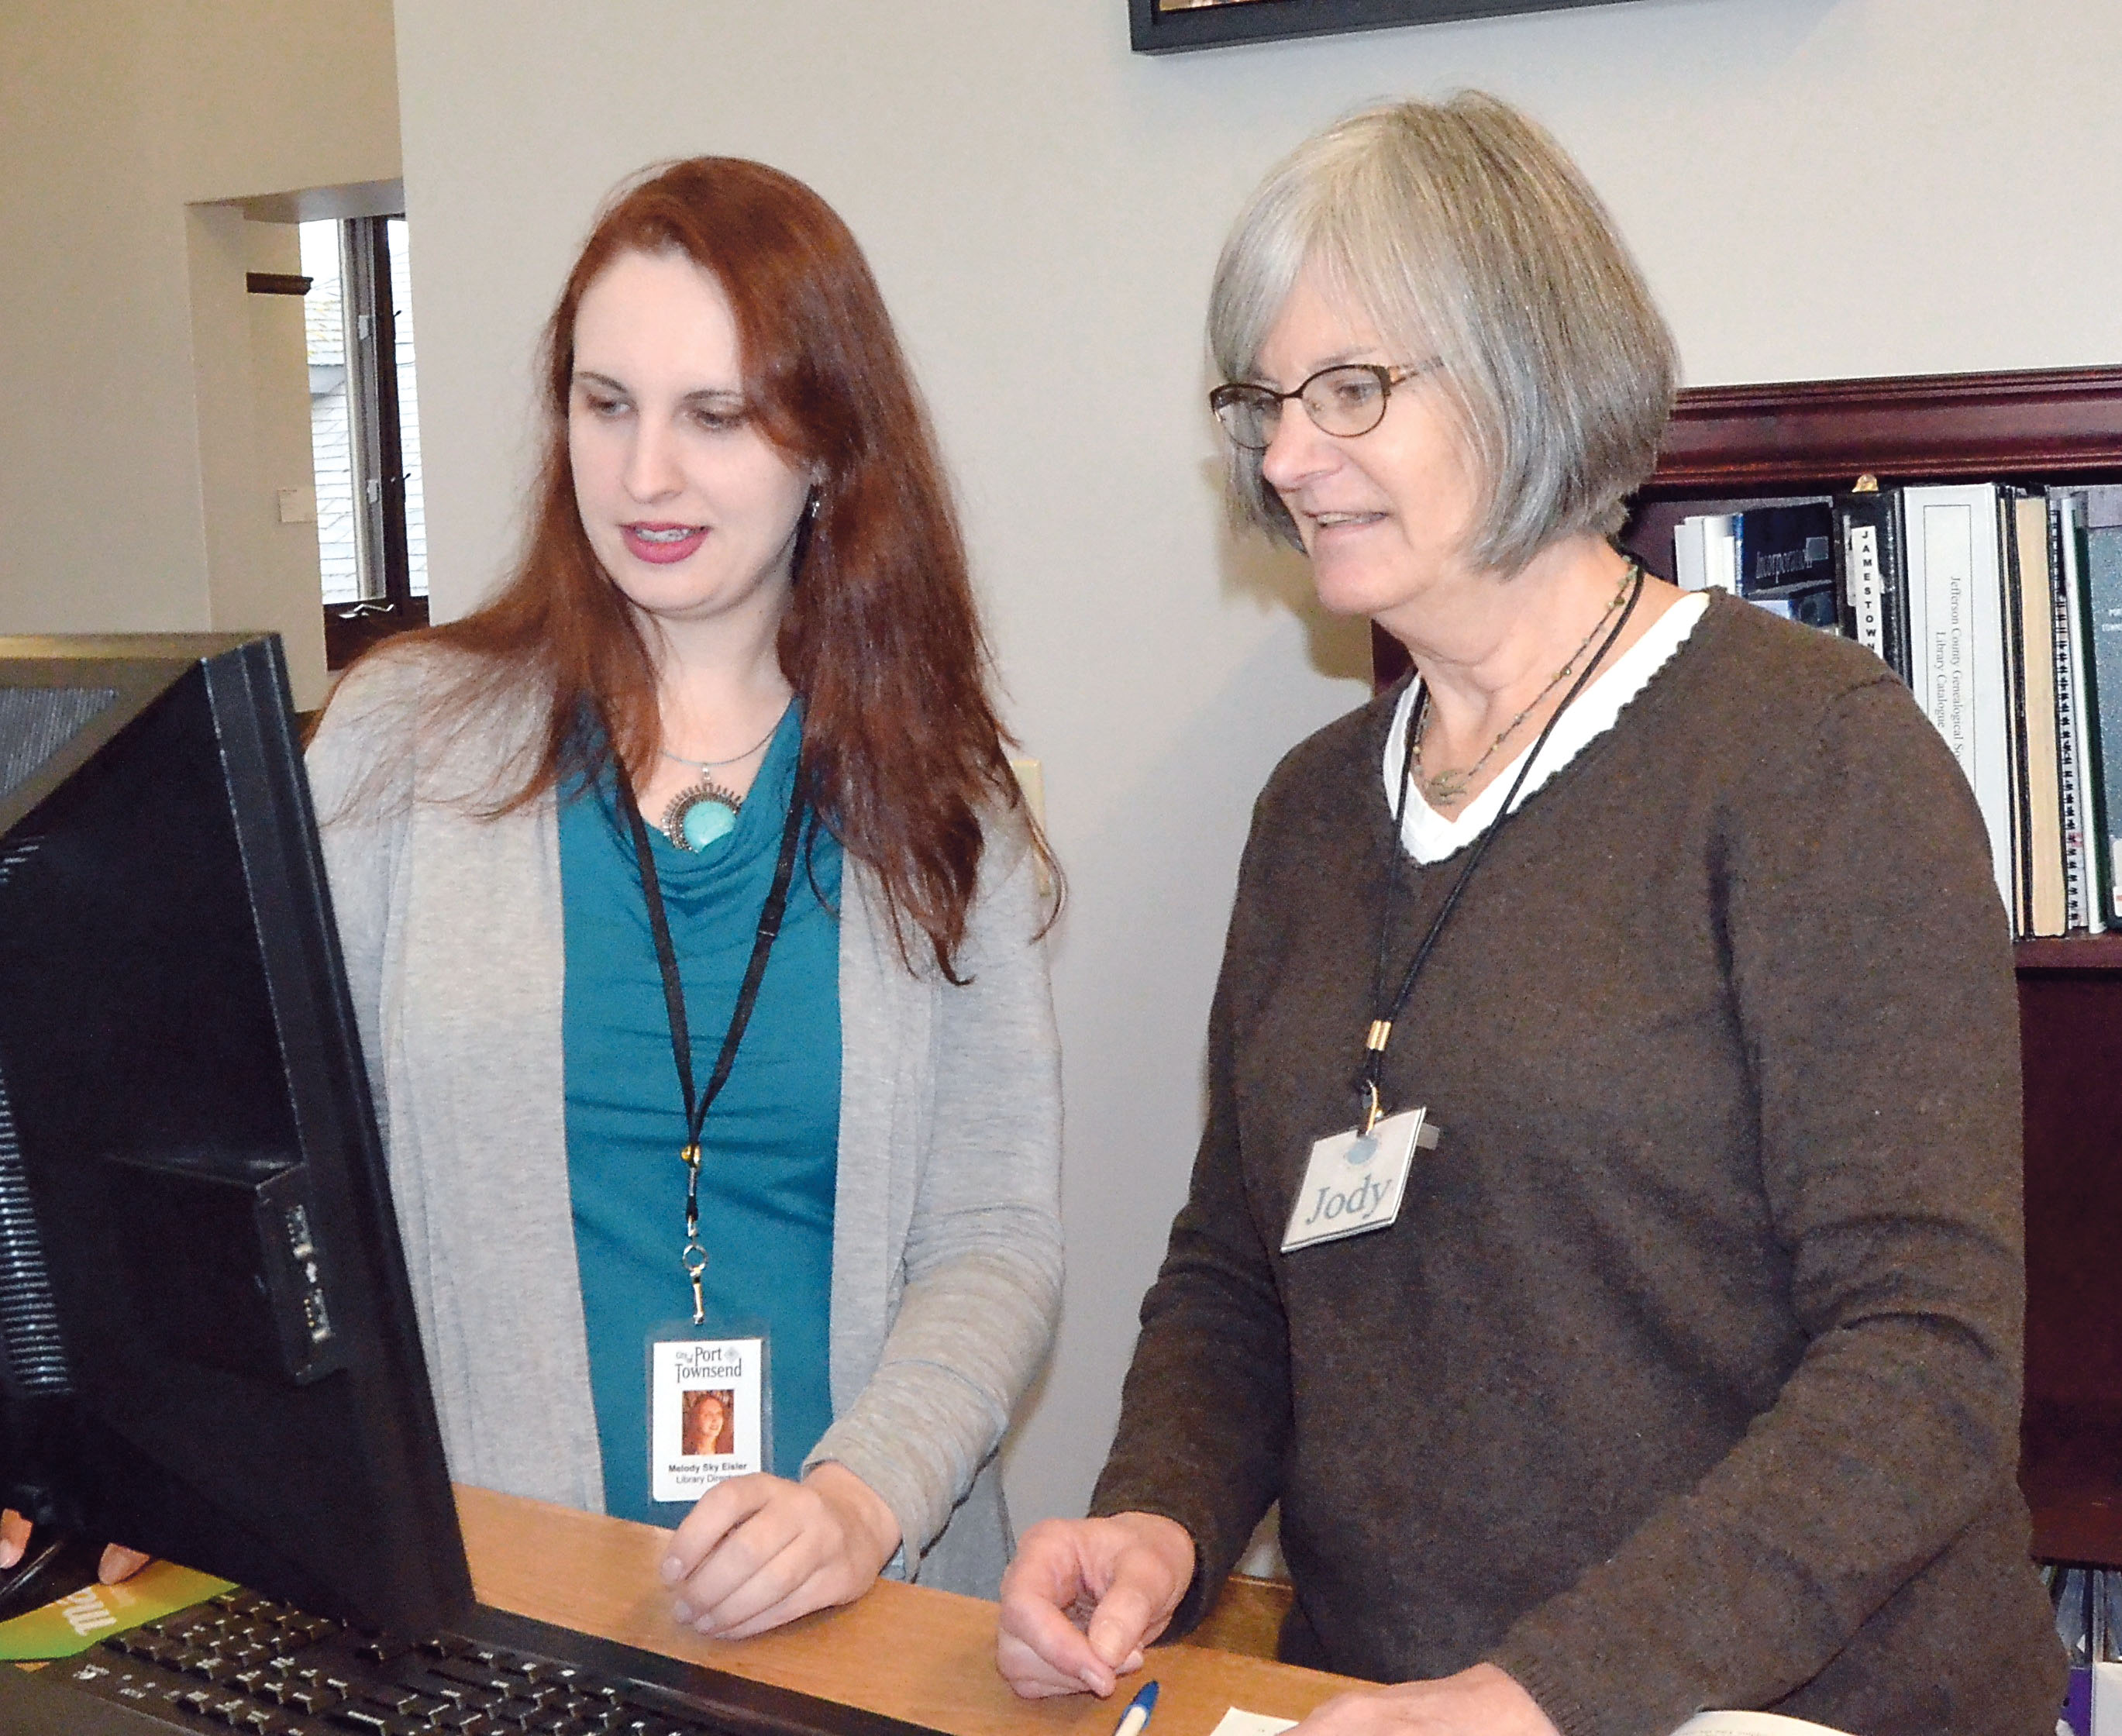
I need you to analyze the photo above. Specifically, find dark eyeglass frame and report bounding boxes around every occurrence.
[1209,358,1444,451]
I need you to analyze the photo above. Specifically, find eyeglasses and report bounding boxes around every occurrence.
[1209,359,1442,452]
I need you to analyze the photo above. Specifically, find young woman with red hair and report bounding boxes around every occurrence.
[305,158,1062,1637]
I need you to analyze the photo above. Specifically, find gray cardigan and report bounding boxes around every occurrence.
[306,647,1063,1596]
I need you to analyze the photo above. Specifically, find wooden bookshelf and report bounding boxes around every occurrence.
[1375,364,2122,1565]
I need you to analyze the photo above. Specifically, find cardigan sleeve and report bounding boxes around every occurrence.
[803,816,1064,1568]
[304,651,423,1105]
[1488,677,2035,1735]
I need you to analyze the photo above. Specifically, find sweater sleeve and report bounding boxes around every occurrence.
[1488,677,2031,1736]
[804,819,1065,1566]
[1085,800,1294,1634]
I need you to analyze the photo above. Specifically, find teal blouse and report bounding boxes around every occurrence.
[559,704,842,1524]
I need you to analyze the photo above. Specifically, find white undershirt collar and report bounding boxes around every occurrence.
[1381,591,1708,863]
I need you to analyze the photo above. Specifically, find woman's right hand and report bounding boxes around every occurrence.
[1,1509,151,1584]
[995,1512,1195,1699]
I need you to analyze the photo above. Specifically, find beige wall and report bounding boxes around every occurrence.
[392,0,2122,1532]
[0,0,401,708]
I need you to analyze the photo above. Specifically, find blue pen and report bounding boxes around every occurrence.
[1111,1679,1159,1736]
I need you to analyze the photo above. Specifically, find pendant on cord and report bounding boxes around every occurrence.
[662,780,742,852]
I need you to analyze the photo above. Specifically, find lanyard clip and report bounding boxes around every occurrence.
[1359,1078,1384,1138]
[682,1240,708,1327]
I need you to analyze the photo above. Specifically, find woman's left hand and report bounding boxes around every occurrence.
[1289,1665,1560,1736]
[660,1463,901,1638]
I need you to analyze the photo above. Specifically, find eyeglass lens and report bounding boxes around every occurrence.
[1215,366,1391,450]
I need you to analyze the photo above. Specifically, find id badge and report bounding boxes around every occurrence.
[1280,1107,1438,1254]
[646,1324,773,1505]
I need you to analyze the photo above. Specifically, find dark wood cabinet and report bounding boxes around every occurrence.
[1375,364,2122,1563]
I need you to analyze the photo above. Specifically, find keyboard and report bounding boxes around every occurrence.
[15,1586,935,1736]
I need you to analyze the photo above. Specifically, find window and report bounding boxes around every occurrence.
[301,216,428,667]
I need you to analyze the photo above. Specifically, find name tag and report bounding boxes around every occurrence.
[1280,1107,1437,1254]
[648,1332,769,1503]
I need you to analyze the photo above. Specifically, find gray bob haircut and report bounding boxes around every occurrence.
[1207,92,1676,576]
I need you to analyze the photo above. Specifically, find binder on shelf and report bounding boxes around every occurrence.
[1903,483,2014,917]
[1831,487,1910,682]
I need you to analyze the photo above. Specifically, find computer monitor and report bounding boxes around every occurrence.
[0,633,472,1634]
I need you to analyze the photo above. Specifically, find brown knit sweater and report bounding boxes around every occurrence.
[1090,595,2062,1736]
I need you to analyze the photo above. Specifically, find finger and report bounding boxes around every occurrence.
[1081,1552,1180,1672]
[708,1575,834,1641]
[996,1619,1114,1699]
[99,1545,151,1585]
[682,1529,811,1635]
[997,1585,1118,1697]
[663,1476,776,1583]
[675,1497,815,1628]
[0,1510,29,1572]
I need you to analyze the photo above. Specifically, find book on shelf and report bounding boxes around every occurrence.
[1672,512,1738,594]
[2013,494,2068,936]
[1734,501,1839,629]
[1669,477,2122,939]
[2081,486,2122,926]
[1998,487,2035,937]
[2053,491,2107,934]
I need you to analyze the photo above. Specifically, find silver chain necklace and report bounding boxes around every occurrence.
[658,705,787,774]
[1413,560,1638,808]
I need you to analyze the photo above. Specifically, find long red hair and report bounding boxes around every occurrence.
[380,157,1052,976]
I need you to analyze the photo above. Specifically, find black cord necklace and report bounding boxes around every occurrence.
[610,728,809,1324]
[1355,560,1645,1133]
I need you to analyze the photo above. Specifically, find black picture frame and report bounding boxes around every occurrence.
[1131,0,1639,54]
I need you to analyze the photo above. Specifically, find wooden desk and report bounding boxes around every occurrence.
[459,1486,1353,1736]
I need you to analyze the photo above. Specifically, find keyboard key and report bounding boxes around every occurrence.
[284,1682,345,1715]
[435,1656,521,1695]
[364,1683,428,1714]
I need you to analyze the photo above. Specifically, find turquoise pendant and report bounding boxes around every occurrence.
[661,781,741,853]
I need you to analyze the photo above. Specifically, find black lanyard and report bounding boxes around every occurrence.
[1356,563,1644,1132]
[611,735,808,1323]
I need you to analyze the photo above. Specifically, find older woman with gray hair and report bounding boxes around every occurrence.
[997,93,2060,1734]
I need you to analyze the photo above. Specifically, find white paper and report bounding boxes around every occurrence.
[1208,1711,1297,1736]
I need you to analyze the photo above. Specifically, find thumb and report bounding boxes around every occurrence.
[1083,1554,1182,1669]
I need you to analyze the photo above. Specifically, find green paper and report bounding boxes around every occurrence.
[0,1562,234,1661]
